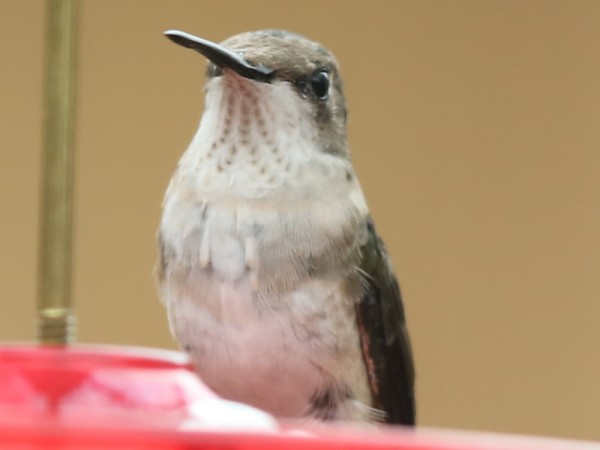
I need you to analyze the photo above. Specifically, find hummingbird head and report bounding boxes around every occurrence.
[165,29,349,160]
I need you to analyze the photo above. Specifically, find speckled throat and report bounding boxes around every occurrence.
[177,71,323,197]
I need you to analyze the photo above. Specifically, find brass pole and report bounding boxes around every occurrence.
[37,0,78,344]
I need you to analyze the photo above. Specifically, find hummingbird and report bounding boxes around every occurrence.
[156,29,415,425]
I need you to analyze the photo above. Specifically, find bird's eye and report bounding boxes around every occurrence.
[310,70,330,100]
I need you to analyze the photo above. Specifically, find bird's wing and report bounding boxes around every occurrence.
[355,218,416,425]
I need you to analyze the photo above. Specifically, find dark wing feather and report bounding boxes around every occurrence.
[355,218,416,425]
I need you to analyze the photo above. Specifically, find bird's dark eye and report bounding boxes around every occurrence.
[310,70,330,100]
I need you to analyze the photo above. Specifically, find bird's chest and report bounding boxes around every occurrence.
[159,171,364,302]
[158,182,369,415]
[155,162,368,415]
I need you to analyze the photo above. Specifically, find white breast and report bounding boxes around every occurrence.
[159,169,371,418]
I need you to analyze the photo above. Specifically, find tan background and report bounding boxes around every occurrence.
[2,0,600,442]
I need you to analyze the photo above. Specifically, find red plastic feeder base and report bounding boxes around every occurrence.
[0,345,596,450]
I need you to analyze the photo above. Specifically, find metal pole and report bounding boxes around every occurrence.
[37,0,78,344]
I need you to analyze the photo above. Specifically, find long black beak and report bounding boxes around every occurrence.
[164,30,275,83]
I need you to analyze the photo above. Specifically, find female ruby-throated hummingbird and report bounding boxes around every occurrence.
[156,29,415,425]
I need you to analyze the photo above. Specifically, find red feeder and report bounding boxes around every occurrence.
[0,345,598,450]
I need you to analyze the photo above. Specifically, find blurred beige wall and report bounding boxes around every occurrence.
[2,0,600,442]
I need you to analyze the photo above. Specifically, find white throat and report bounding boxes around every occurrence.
[179,72,320,197]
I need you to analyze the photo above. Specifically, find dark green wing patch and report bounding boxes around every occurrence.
[355,218,416,425]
